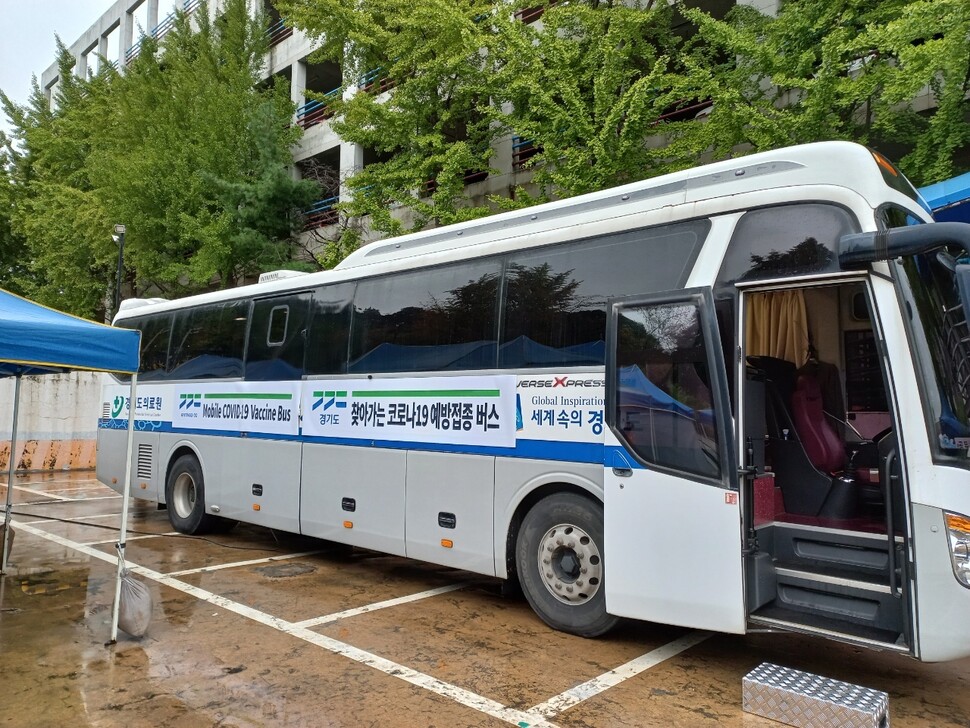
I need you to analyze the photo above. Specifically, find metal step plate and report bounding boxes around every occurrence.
[742,662,889,728]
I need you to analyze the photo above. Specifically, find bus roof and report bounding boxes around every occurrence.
[115,141,926,321]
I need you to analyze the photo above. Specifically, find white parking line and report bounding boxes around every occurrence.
[3,485,74,501]
[14,516,711,725]
[292,583,469,628]
[83,532,181,546]
[527,631,711,718]
[11,478,102,488]
[47,485,113,495]
[19,512,124,525]
[164,550,322,577]
[10,519,560,728]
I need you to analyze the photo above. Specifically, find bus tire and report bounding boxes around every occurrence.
[165,454,218,534]
[516,493,619,637]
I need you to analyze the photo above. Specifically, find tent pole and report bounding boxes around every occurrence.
[2,374,22,574]
[109,372,138,643]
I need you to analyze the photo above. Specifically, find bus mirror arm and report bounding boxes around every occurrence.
[839,222,970,268]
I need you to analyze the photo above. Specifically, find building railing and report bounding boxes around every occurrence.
[296,87,342,129]
[126,0,201,64]
[512,136,541,169]
[421,169,489,197]
[266,18,293,47]
[652,98,714,125]
[358,67,396,95]
[304,196,339,229]
[515,2,558,24]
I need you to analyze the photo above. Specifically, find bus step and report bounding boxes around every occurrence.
[742,662,890,728]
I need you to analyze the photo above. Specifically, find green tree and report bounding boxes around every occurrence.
[275,0,694,228]
[0,131,30,295]
[1,52,116,315]
[90,0,318,295]
[678,0,970,185]
[278,0,970,234]
[276,0,498,235]
[1,0,318,317]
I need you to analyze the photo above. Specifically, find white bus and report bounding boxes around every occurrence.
[98,141,970,661]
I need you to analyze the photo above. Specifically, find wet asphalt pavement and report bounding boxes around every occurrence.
[2,472,970,727]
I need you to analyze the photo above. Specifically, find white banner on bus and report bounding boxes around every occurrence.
[103,383,171,423]
[515,374,605,444]
[173,382,300,436]
[302,376,517,447]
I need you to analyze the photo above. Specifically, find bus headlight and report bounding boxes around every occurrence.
[944,512,970,588]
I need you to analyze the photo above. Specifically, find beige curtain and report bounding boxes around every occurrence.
[746,290,810,366]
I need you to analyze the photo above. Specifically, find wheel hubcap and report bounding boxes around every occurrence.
[537,523,602,605]
[172,472,196,518]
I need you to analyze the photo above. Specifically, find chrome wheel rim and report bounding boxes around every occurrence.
[536,523,602,605]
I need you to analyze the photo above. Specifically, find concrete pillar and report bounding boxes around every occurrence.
[339,141,364,203]
[76,52,88,79]
[119,9,134,67]
[292,59,307,121]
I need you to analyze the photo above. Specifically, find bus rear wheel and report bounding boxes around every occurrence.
[516,493,619,637]
[165,454,220,534]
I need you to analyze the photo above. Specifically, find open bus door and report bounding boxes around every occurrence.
[603,288,746,633]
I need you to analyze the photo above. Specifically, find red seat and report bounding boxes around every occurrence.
[791,375,844,473]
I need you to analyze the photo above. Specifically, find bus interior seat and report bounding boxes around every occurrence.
[747,357,862,518]
[791,374,845,473]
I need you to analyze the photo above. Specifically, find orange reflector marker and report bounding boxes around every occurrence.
[343,521,353,529]
[252,504,261,511]
[871,150,899,177]
[946,513,970,534]
[441,539,453,549]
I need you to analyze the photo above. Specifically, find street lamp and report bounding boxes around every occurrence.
[112,224,126,317]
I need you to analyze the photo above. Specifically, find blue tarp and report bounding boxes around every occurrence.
[0,288,140,377]
[919,171,970,224]
[617,364,695,417]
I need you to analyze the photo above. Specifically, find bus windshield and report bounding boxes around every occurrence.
[896,249,970,464]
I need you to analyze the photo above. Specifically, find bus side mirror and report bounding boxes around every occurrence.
[839,222,970,268]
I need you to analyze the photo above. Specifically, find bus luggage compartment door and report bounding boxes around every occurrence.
[603,288,745,632]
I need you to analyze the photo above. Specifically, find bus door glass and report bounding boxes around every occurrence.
[604,287,745,632]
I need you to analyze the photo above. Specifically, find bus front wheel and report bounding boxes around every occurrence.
[516,493,619,637]
[165,454,219,534]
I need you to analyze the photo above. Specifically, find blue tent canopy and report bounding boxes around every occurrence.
[0,287,140,643]
[0,289,140,377]
[919,171,970,224]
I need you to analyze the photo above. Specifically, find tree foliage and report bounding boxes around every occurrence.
[276,0,970,232]
[680,0,970,185]
[0,0,317,318]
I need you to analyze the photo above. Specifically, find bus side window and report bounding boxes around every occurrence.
[121,313,172,382]
[499,221,708,369]
[167,300,247,379]
[348,260,501,373]
[305,283,355,375]
[246,295,310,381]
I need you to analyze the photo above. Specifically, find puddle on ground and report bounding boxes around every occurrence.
[254,562,317,579]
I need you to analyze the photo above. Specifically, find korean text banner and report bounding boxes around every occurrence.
[302,376,517,447]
